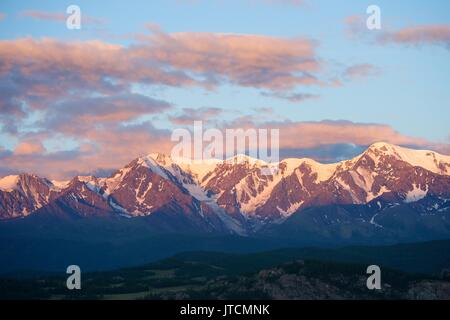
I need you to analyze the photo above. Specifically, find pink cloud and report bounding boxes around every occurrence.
[344,15,367,39]
[260,91,319,102]
[343,64,380,80]
[1,119,448,179]
[0,37,195,90]
[1,123,174,179]
[21,10,67,22]
[13,141,45,156]
[225,118,435,151]
[180,0,306,6]
[136,28,321,89]
[0,31,332,142]
[0,37,195,122]
[275,121,430,149]
[0,31,322,120]
[20,10,104,25]
[253,0,305,6]
[380,24,450,48]
[169,107,223,125]
[41,94,172,134]
[344,17,450,50]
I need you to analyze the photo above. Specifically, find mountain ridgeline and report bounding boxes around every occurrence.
[1,142,450,245]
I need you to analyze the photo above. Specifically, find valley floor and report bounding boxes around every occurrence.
[1,240,450,300]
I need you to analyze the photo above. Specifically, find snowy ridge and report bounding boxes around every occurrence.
[367,142,450,175]
[404,184,428,203]
[236,158,303,214]
[0,175,20,192]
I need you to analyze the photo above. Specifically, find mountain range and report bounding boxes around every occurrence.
[1,142,450,244]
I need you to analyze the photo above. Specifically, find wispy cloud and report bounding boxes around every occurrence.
[40,94,172,135]
[345,16,450,51]
[0,122,174,179]
[137,26,322,90]
[169,107,223,125]
[179,0,306,6]
[225,119,433,150]
[251,0,305,6]
[275,120,431,150]
[0,28,324,124]
[20,10,105,25]
[379,24,450,48]
[343,64,380,80]
[261,91,319,103]
[13,140,45,156]
[0,27,333,140]
[0,37,193,129]
[344,15,367,39]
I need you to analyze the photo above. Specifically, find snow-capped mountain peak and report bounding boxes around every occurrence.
[365,142,450,175]
[0,173,59,219]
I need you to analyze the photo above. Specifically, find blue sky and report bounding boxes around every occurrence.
[0,0,449,178]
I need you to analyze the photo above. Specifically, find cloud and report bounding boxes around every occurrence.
[169,107,223,125]
[0,13,6,21]
[0,30,331,144]
[0,91,174,178]
[0,146,11,158]
[260,91,319,102]
[20,10,104,25]
[343,64,380,80]
[345,17,450,51]
[344,15,367,39]
[252,107,274,114]
[0,30,323,128]
[13,140,45,156]
[179,0,306,6]
[41,93,172,135]
[275,120,431,149]
[251,0,305,6]
[0,37,195,133]
[20,10,68,22]
[0,37,195,97]
[379,24,450,48]
[226,118,437,152]
[136,27,322,89]
[0,122,174,179]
